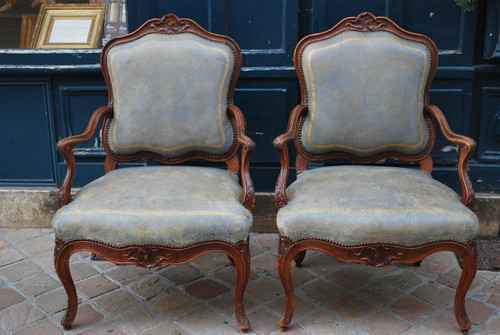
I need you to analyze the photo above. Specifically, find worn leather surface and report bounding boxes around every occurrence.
[53,166,252,247]
[106,33,235,157]
[277,166,478,246]
[300,30,431,157]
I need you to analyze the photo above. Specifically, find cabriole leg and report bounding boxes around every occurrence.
[232,241,251,332]
[278,239,297,331]
[54,241,78,330]
[454,242,478,334]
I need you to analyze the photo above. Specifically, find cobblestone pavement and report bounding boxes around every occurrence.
[0,228,499,335]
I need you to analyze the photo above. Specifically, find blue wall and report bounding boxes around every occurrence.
[0,0,499,194]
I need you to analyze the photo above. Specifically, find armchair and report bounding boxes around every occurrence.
[53,14,255,332]
[274,12,478,334]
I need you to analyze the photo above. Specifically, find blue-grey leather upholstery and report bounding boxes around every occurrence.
[53,166,252,247]
[277,166,478,246]
[300,31,431,157]
[106,33,235,157]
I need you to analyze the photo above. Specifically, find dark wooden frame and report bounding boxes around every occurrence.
[55,14,255,332]
[274,12,477,334]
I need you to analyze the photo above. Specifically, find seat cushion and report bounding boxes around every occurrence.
[277,166,478,246]
[53,166,252,247]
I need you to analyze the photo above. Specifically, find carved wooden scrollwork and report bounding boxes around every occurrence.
[151,14,189,34]
[467,239,477,254]
[273,104,309,209]
[424,105,476,209]
[351,245,406,267]
[55,239,65,253]
[278,236,292,261]
[345,12,387,31]
[235,240,250,261]
[54,239,251,331]
[123,247,176,268]
[277,236,478,333]
[275,190,287,209]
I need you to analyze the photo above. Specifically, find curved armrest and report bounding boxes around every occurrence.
[424,104,476,209]
[228,105,256,211]
[273,104,308,209]
[57,106,113,207]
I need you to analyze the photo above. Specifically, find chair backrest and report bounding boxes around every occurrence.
[295,12,437,161]
[100,14,241,162]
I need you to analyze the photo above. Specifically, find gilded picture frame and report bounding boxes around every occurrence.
[31,4,105,49]
[20,14,38,48]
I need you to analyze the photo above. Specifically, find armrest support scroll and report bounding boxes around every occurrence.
[273,104,308,209]
[424,104,476,209]
[57,106,113,207]
[228,105,256,211]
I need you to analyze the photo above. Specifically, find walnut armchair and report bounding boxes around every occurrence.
[274,12,478,334]
[53,14,255,332]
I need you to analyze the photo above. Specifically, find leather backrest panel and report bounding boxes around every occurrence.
[299,30,431,157]
[106,33,235,157]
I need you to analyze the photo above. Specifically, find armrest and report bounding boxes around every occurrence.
[424,104,476,209]
[57,106,113,207]
[273,104,308,209]
[228,105,256,211]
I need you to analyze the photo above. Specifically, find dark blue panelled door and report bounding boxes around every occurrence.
[125,0,493,193]
[126,0,299,191]
[1,1,497,196]
[303,1,481,192]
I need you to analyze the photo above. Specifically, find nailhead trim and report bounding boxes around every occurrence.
[54,236,244,249]
[281,235,475,247]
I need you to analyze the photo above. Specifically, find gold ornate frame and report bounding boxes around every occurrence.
[31,4,105,49]
[20,14,38,48]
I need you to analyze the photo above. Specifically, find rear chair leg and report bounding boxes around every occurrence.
[294,250,306,267]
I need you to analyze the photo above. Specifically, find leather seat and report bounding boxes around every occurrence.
[54,166,252,247]
[278,166,478,246]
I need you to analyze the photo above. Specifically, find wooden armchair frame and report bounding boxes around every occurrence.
[55,14,255,332]
[274,12,477,334]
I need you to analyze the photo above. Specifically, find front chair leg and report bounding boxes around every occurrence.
[232,241,251,332]
[278,241,297,331]
[454,242,478,334]
[54,241,78,330]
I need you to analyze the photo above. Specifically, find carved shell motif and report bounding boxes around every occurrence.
[345,12,387,32]
[124,247,175,268]
[150,14,189,34]
[352,246,405,267]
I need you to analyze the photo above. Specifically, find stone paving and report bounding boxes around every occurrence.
[0,228,499,335]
